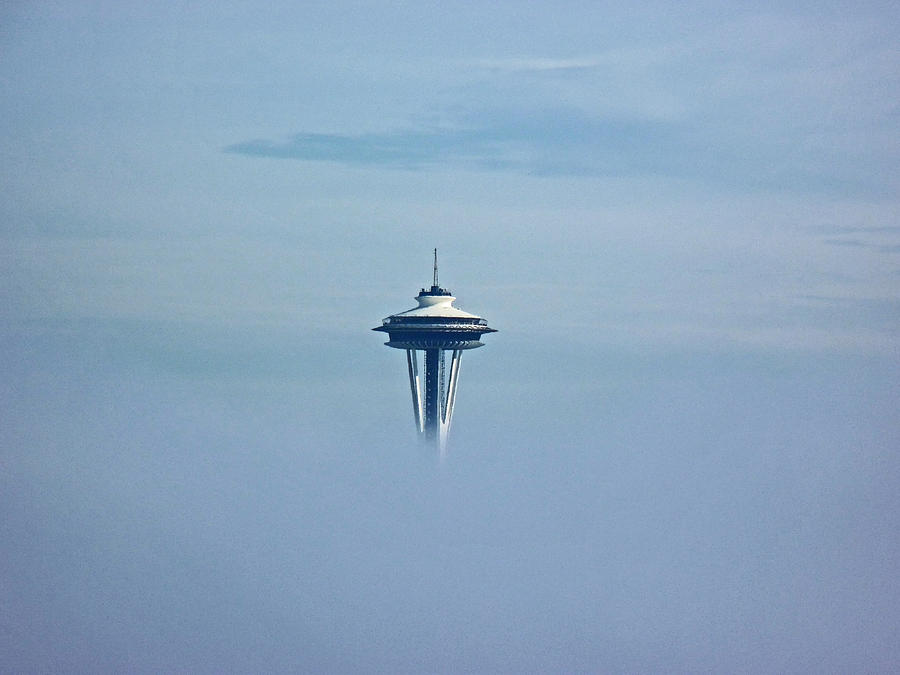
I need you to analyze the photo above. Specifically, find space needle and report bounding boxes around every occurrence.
[374,250,496,455]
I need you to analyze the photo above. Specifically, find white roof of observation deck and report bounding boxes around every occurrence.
[388,293,481,319]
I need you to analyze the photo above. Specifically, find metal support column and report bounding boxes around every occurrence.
[439,349,462,456]
[424,348,440,442]
[405,349,424,434]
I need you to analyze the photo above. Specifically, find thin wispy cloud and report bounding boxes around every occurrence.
[823,238,867,247]
[809,225,900,236]
[223,11,898,198]
[472,56,606,73]
[227,129,515,170]
[225,105,890,195]
[225,110,683,178]
[813,226,900,253]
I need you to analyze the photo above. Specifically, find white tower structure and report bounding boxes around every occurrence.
[373,250,496,455]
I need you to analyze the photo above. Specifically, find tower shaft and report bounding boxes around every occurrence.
[424,348,440,442]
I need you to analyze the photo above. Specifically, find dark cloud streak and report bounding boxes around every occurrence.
[225,109,894,196]
[224,110,674,176]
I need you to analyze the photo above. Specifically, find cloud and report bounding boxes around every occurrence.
[816,228,900,253]
[223,13,899,198]
[811,225,900,235]
[227,130,503,170]
[792,295,900,337]
[225,106,893,196]
[823,238,867,247]
[471,56,606,73]
[225,110,684,178]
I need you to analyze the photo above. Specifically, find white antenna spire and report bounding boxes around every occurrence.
[433,248,439,288]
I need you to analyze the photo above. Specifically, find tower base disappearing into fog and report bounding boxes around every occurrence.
[373,250,496,456]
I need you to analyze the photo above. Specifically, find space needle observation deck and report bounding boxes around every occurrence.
[373,250,496,454]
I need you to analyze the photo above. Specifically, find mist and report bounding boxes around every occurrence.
[3,317,897,672]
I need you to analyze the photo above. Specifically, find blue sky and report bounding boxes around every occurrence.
[2,2,899,672]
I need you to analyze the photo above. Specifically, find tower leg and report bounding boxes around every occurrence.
[443,350,462,428]
[439,349,462,458]
[406,349,424,434]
